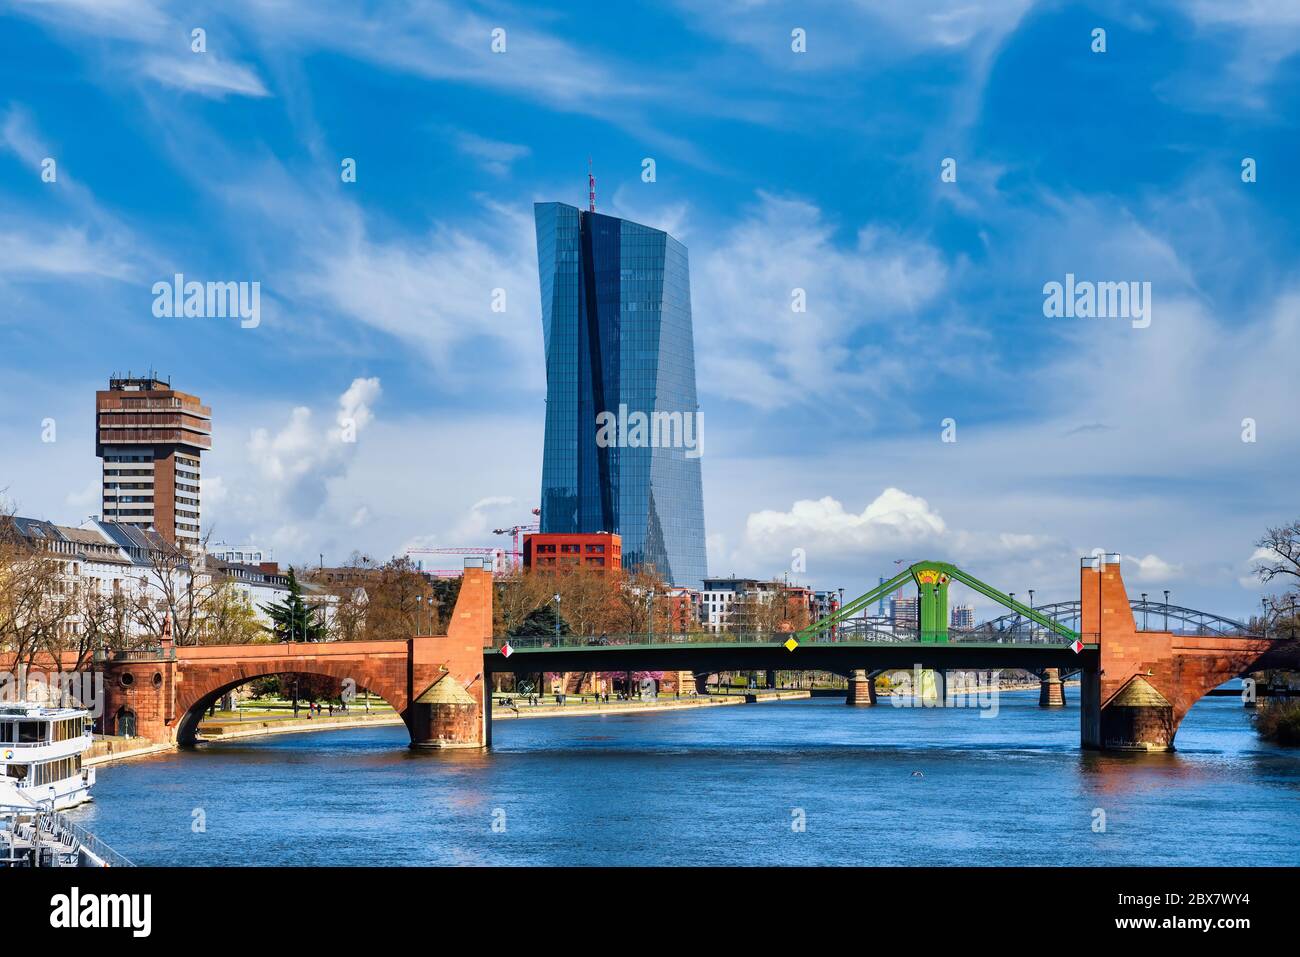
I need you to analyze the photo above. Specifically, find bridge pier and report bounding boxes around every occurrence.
[846,670,876,706]
[1038,668,1065,707]
[409,676,486,750]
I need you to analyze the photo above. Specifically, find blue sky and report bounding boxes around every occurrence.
[1,0,1298,620]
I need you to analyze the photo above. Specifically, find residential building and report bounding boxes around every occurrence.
[662,586,701,632]
[0,515,342,643]
[534,200,707,587]
[698,577,813,633]
[208,542,271,566]
[95,375,211,549]
[700,577,759,632]
[812,590,840,623]
[891,595,919,630]
[951,605,975,630]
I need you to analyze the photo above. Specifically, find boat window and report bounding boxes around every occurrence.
[5,764,26,780]
[0,722,12,743]
[32,757,75,786]
[17,721,44,744]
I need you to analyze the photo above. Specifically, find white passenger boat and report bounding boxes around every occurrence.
[0,704,96,814]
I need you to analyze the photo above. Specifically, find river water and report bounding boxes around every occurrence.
[69,692,1299,866]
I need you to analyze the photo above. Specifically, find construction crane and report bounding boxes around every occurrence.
[494,508,541,571]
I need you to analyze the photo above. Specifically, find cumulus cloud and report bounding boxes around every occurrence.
[745,488,948,556]
[245,377,381,518]
[1125,553,1185,583]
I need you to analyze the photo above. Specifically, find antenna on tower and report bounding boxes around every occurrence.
[588,157,596,213]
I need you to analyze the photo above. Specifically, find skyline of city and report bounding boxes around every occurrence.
[0,0,1296,905]
[0,3,1296,622]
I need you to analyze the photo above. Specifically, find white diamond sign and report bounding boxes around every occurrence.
[1070,639,1084,654]
[501,643,514,658]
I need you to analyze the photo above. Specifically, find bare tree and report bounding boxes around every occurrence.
[1255,521,1300,588]
[0,512,68,668]
[131,533,221,645]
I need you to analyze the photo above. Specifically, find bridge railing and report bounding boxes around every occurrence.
[491,629,1096,650]
[92,646,176,663]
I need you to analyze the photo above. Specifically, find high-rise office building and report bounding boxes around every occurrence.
[534,200,707,587]
[95,375,210,549]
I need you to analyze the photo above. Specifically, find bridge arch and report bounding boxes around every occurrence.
[173,658,412,745]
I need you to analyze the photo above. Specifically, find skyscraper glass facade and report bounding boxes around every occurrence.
[534,202,707,587]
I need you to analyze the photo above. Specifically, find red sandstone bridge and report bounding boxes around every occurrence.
[3,558,1295,752]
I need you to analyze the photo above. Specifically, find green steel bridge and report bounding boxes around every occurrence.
[485,561,1102,678]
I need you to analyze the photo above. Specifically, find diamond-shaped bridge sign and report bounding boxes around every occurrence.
[501,642,514,658]
[1070,639,1084,654]
[784,637,799,652]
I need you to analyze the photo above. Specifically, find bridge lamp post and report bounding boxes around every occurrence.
[553,593,561,641]
[1141,593,1148,631]
[1262,598,1270,639]
[1164,590,1170,631]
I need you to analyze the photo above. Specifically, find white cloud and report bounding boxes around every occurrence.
[454,131,529,176]
[142,54,269,99]
[8,0,168,40]
[695,192,946,411]
[243,377,381,518]
[291,196,541,382]
[745,488,948,557]
[1125,553,1185,583]
[670,0,1036,67]
[0,227,138,281]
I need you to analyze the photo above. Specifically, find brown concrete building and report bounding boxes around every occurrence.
[95,375,211,549]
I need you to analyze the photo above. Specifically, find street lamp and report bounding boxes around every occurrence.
[1164,590,1170,631]
[553,593,561,641]
[1141,593,1148,631]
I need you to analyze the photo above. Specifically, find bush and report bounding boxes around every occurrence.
[1254,699,1300,746]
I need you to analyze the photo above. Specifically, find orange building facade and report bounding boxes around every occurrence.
[523,532,621,575]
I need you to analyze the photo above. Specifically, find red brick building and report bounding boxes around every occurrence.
[523,532,621,575]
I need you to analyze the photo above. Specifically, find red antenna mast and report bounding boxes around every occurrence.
[588,157,596,212]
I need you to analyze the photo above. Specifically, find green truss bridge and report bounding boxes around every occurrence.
[486,561,1099,686]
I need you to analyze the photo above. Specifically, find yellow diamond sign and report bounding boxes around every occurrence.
[784,637,799,652]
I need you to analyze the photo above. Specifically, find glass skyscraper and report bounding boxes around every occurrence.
[534,202,707,587]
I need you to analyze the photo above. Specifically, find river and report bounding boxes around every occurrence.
[68,692,1300,866]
